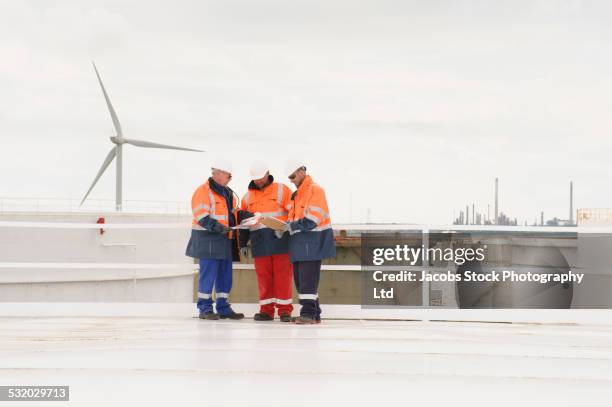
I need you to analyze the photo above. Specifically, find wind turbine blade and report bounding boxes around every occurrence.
[80,147,117,206]
[92,61,123,137]
[124,138,203,152]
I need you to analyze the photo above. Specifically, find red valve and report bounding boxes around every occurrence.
[96,217,105,235]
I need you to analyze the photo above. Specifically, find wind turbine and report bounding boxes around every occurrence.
[81,62,203,211]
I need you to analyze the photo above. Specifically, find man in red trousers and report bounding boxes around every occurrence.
[239,161,294,322]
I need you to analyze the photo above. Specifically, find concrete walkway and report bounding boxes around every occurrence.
[1,306,612,406]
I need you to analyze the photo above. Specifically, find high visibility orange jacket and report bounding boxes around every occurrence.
[287,175,336,262]
[239,175,292,257]
[185,178,238,260]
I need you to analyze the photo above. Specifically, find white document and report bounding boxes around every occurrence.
[231,215,262,229]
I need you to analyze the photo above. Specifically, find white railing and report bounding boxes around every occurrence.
[0,197,190,215]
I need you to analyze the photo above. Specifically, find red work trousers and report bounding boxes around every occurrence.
[254,253,293,317]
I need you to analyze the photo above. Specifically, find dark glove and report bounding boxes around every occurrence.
[237,210,255,223]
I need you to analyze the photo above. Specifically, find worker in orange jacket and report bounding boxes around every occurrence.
[239,161,294,322]
[283,160,336,324]
[185,158,245,320]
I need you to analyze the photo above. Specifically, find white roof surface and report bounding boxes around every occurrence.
[1,304,611,406]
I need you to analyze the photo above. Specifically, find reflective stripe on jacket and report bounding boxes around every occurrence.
[287,175,336,262]
[239,176,292,257]
[186,179,238,259]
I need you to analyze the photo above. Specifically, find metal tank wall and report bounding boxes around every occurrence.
[0,212,195,302]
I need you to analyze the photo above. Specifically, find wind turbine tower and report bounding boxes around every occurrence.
[81,62,203,211]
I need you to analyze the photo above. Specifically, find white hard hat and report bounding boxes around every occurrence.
[285,159,306,177]
[211,158,233,174]
[249,161,269,180]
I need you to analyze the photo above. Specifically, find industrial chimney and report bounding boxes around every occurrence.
[494,178,499,224]
[570,181,574,225]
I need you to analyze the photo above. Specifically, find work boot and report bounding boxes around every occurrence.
[254,312,274,321]
[293,315,316,325]
[290,315,316,323]
[220,311,244,320]
[199,311,219,320]
[279,313,292,322]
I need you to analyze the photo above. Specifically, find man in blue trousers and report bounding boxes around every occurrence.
[186,158,244,320]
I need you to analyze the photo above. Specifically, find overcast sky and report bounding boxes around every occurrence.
[1,0,612,224]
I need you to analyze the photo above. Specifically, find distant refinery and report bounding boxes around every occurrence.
[453,178,576,227]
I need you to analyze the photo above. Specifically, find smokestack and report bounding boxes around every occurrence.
[472,204,475,225]
[541,211,544,226]
[494,177,499,224]
[570,181,574,225]
[466,205,469,225]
